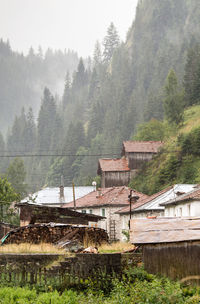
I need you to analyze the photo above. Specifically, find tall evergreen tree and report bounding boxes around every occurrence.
[163,69,184,125]
[103,22,120,63]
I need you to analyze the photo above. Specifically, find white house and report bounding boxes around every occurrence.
[161,185,200,217]
[117,184,197,240]
[64,186,148,241]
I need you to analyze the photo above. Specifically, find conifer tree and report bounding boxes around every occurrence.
[163,69,184,125]
[103,22,120,63]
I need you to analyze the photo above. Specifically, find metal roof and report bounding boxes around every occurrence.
[130,217,200,245]
[160,185,200,207]
[21,186,94,205]
[135,184,197,211]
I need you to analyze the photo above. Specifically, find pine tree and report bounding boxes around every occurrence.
[93,41,102,66]
[163,69,184,125]
[103,22,120,63]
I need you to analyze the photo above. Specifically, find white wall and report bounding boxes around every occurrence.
[164,200,200,217]
[79,205,124,241]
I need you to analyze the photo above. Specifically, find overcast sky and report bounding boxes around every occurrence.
[0,0,138,58]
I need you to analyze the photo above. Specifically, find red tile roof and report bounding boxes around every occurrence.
[123,141,163,153]
[98,158,130,172]
[64,186,148,209]
[117,186,173,214]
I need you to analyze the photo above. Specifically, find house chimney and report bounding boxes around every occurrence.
[59,175,65,205]
[97,188,102,198]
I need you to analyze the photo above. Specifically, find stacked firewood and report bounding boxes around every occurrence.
[2,224,108,246]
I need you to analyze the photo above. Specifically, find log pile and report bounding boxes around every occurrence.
[2,223,108,246]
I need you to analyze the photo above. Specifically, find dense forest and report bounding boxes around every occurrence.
[2,0,200,196]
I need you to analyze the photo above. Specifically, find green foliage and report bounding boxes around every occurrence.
[0,177,19,223]
[133,119,166,141]
[6,158,27,198]
[0,267,199,303]
[163,69,184,125]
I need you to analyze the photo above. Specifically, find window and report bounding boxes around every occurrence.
[179,207,182,217]
[187,204,191,216]
[82,210,86,213]
[101,208,105,217]
[89,209,93,214]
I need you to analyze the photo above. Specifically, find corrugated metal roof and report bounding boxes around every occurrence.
[21,186,94,205]
[123,141,163,153]
[130,217,200,244]
[135,184,197,211]
[98,158,130,172]
[160,185,200,206]
[64,186,148,208]
[117,184,197,214]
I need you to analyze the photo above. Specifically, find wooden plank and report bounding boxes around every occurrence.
[130,217,200,244]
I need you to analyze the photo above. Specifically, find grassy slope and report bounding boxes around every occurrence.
[129,105,200,195]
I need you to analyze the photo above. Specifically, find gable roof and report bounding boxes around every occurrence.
[117,187,170,214]
[117,184,197,214]
[122,141,163,154]
[64,186,148,209]
[161,185,200,207]
[98,158,130,173]
[130,217,200,245]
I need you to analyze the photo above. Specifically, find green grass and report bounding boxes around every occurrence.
[0,266,200,303]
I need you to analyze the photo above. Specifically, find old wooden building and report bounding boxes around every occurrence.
[130,217,200,281]
[97,158,130,188]
[97,141,163,188]
[121,141,163,174]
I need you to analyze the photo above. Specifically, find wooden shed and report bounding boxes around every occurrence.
[130,217,200,280]
[97,158,130,188]
[121,141,163,171]
[17,202,105,227]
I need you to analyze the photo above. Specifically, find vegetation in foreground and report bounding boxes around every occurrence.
[0,266,200,303]
[98,241,134,253]
[0,243,66,254]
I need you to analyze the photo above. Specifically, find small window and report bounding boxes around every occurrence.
[179,207,182,217]
[82,210,86,213]
[89,209,93,214]
[101,208,105,217]
[188,204,191,216]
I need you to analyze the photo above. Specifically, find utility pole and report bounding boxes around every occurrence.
[72,181,76,210]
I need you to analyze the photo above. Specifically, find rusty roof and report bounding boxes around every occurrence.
[122,141,163,153]
[130,217,200,245]
[98,158,130,172]
[161,186,200,206]
[64,186,148,209]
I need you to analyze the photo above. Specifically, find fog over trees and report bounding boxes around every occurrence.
[2,0,200,194]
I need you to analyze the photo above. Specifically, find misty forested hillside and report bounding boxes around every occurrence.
[2,0,200,194]
[0,40,78,133]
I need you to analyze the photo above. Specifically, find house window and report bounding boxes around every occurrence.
[89,209,93,214]
[179,207,182,217]
[82,210,86,213]
[187,204,191,216]
[101,208,105,217]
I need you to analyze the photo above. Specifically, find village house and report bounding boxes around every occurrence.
[64,186,148,241]
[161,185,200,217]
[117,184,197,240]
[98,141,163,188]
[97,158,130,188]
